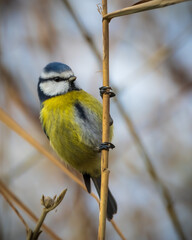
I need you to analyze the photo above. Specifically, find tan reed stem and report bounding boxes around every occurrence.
[104,0,191,20]
[98,1,111,239]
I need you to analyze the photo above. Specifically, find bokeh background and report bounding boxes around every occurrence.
[0,0,192,239]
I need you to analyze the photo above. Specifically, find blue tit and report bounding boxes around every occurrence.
[37,62,117,220]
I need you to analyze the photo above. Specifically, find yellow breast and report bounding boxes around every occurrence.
[40,90,112,176]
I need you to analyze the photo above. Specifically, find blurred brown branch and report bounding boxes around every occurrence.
[0,107,88,193]
[114,95,186,240]
[61,0,102,65]
[0,179,62,240]
[0,61,39,125]
[125,22,192,131]
[0,188,30,233]
[0,184,67,240]
[126,22,192,89]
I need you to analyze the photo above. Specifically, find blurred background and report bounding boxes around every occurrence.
[0,0,192,239]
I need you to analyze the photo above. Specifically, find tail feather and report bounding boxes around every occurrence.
[83,173,91,193]
[92,176,117,220]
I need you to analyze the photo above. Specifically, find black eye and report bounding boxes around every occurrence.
[54,77,61,82]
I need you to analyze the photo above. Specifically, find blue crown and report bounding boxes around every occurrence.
[44,62,72,73]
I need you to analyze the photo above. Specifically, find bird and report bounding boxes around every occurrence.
[37,62,117,220]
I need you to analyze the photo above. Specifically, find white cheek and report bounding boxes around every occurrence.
[40,81,69,96]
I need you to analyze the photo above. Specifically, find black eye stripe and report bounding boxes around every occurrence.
[53,77,61,82]
[52,77,70,82]
[39,77,68,83]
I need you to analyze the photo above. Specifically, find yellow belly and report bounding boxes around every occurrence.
[40,90,113,177]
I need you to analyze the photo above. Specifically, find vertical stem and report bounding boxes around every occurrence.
[32,209,47,240]
[98,0,110,239]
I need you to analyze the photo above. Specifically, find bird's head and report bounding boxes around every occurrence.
[38,62,79,102]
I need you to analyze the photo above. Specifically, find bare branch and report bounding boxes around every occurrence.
[104,0,192,20]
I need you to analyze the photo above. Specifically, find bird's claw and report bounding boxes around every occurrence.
[99,86,116,98]
[99,142,115,151]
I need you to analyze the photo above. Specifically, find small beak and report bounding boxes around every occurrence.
[69,76,76,82]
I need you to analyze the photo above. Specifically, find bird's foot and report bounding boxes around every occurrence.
[99,142,115,151]
[99,86,116,98]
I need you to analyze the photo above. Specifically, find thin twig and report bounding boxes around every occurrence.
[31,190,67,240]
[111,220,127,240]
[0,180,61,240]
[103,0,192,20]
